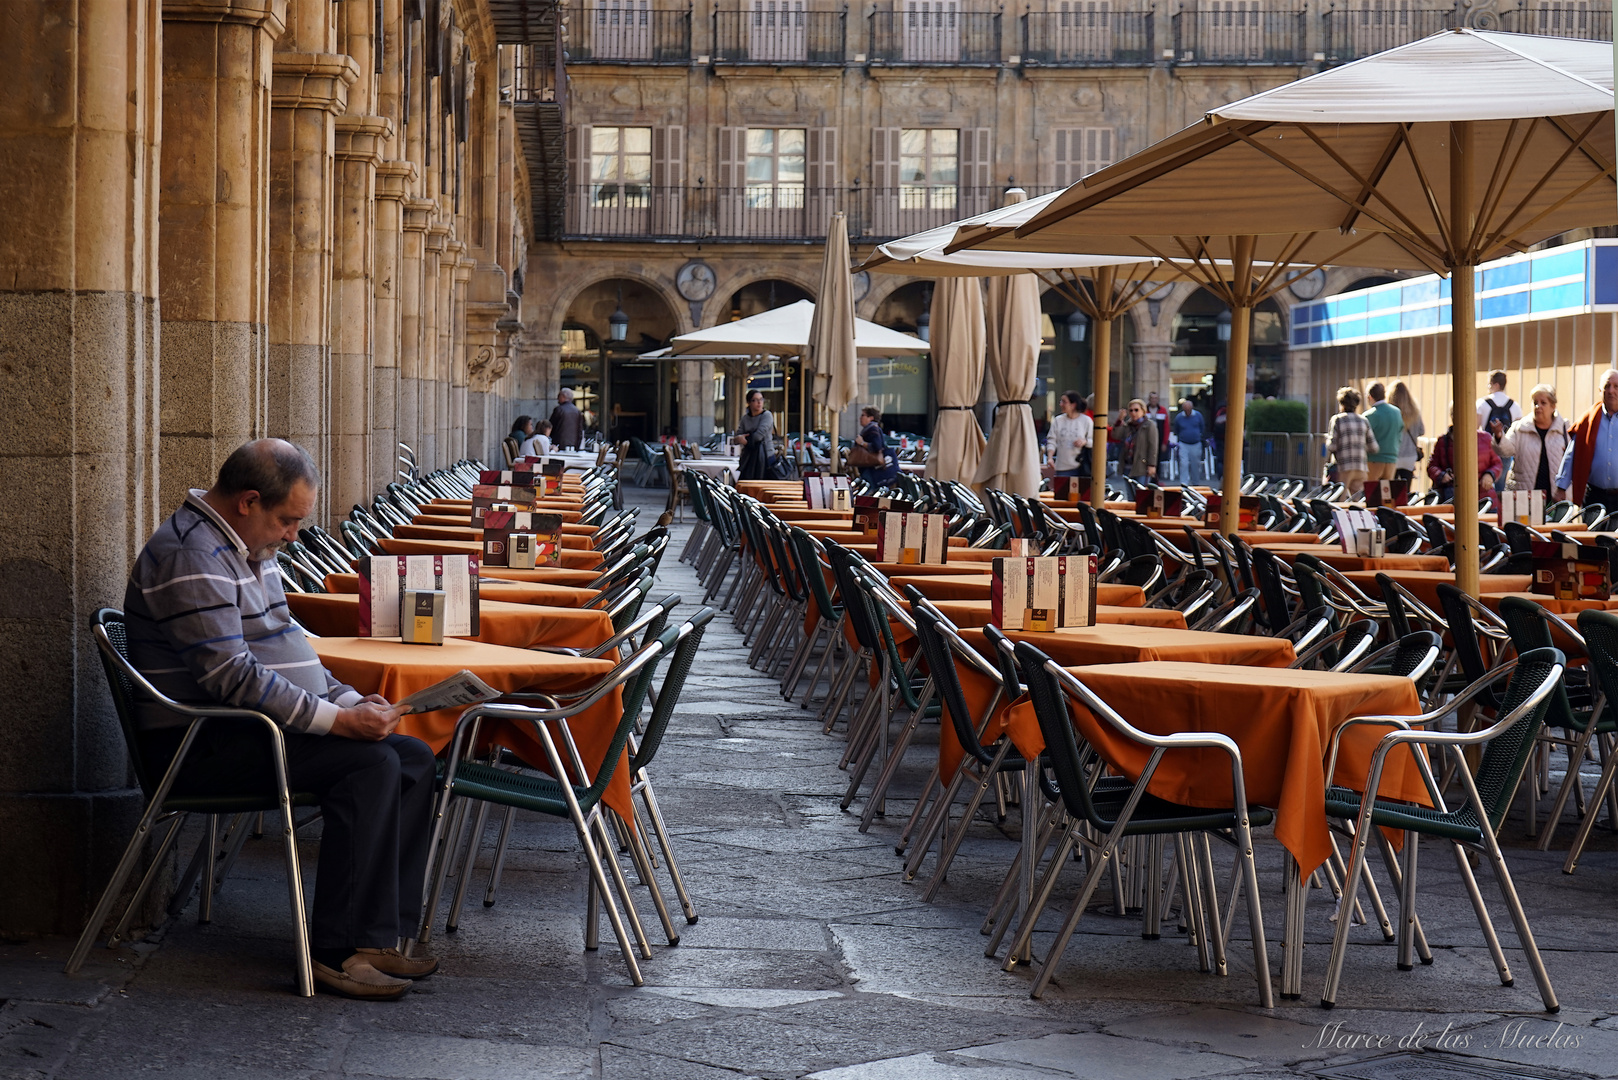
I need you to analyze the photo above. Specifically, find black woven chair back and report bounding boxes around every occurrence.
[906,591,997,768]
[1437,583,1502,712]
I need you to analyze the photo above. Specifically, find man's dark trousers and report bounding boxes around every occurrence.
[153,727,435,949]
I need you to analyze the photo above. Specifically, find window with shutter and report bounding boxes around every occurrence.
[1051,0,1113,61]
[806,127,839,237]
[565,123,591,234]
[587,0,653,60]
[748,0,808,61]
[743,128,808,238]
[958,127,991,217]
[652,126,684,235]
[579,126,651,235]
[1199,0,1264,61]
[871,127,901,237]
[903,0,961,61]
[1053,128,1116,188]
[717,126,747,237]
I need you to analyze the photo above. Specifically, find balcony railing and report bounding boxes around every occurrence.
[1171,7,1307,63]
[561,184,1041,241]
[1498,2,1612,39]
[566,3,693,62]
[512,43,563,103]
[1322,6,1457,61]
[1021,9,1154,64]
[713,7,848,63]
[868,8,1002,64]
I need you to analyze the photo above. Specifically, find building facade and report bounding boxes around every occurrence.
[517,0,1610,442]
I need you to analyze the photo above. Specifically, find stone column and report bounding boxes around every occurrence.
[329,114,390,524]
[158,0,285,509]
[373,161,415,494]
[419,222,448,468]
[268,48,357,518]
[679,361,714,442]
[1129,341,1175,412]
[397,198,433,465]
[450,251,476,462]
[1284,347,1312,406]
[0,0,163,935]
[434,235,459,464]
[466,296,509,465]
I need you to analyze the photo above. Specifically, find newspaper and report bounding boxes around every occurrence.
[396,669,501,714]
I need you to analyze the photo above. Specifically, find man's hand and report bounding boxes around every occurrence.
[1556,487,1569,502]
[332,700,408,741]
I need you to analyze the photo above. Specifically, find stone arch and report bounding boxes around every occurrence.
[860,273,924,321]
[544,268,687,341]
[703,265,821,324]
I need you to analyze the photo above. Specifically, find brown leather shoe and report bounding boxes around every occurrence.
[356,946,439,980]
[312,955,413,1000]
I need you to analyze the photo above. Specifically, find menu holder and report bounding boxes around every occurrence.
[1135,486,1185,520]
[803,475,852,510]
[471,483,538,525]
[1363,478,1411,507]
[1531,540,1612,601]
[877,511,949,565]
[510,458,567,494]
[400,589,445,645]
[481,510,564,568]
[853,494,922,537]
[1499,489,1545,527]
[1332,508,1381,555]
[1050,476,1083,504]
[360,554,480,637]
[1202,493,1262,531]
[991,555,1097,631]
[479,469,539,487]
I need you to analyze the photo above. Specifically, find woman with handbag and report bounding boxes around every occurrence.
[849,406,899,484]
[735,390,775,481]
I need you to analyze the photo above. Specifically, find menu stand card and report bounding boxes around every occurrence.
[1363,478,1411,508]
[1332,508,1381,555]
[877,511,949,565]
[481,510,564,567]
[471,483,538,524]
[479,469,539,487]
[991,555,1097,631]
[1203,493,1261,531]
[853,494,922,537]
[1499,489,1545,527]
[1050,476,1084,503]
[1531,541,1612,601]
[360,554,480,637]
[400,589,445,645]
[510,457,567,495]
[1135,486,1185,520]
[804,475,852,510]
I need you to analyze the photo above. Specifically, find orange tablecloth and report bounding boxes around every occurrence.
[770,508,855,523]
[414,511,587,526]
[1263,544,1449,573]
[393,523,593,549]
[960,623,1295,670]
[1007,663,1426,877]
[1339,570,1529,611]
[892,574,1145,606]
[322,573,597,607]
[479,566,603,587]
[288,593,613,650]
[869,561,992,576]
[379,535,604,570]
[1398,504,1454,516]
[928,599,1188,630]
[844,545,998,563]
[312,637,631,820]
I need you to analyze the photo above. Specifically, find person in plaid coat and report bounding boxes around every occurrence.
[1327,386,1378,498]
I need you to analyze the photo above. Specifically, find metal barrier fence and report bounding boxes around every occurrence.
[1244,431,1325,481]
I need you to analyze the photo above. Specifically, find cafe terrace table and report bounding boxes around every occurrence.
[479,566,604,587]
[287,594,612,650]
[674,459,743,480]
[1261,544,1450,573]
[927,599,1188,631]
[844,545,999,564]
[410,513,595,530]
[311,637,634,820]
[867,561,993,577]
[391,523,596,549]
[891,574,1145,606]
[322,572,598,607]
[378,535,605,571]
[998,661,1425,997]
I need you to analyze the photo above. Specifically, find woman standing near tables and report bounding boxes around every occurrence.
[1429,401,1504,505]
[1045,392,1092,478]
[1109,398,1158,482]
[855,406,900,484]
[735,389,775,481]
[1327,386,1378,498]
[1388,380,1425,481]
[1498,384,1570,498]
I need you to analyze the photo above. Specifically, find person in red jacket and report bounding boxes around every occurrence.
[1428,421,1503,506]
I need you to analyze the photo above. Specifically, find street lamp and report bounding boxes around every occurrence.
[608,285,629,343]
[1216,308,1232,342]
[916,308,930,343]
[1066,309,1087,343]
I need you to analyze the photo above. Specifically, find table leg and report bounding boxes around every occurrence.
[1017,768,1037,964]
[1281,852,1307,999]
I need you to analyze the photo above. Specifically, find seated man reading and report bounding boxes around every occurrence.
[125,439,436,1000]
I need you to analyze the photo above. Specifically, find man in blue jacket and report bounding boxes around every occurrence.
[1171,398,1208,485]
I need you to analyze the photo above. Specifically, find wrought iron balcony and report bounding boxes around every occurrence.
[1171,7,1307,64]
[867,8,1002,64]
[1322,6,1457,61]
[566,3,694,62]
[1021,8,1155,65]
[712,7,849,64]
[1498,2,1612,39]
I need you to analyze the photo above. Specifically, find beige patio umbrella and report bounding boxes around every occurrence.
[957,29,1617,594]
[924,277,987,484]
[807,212,859,436]
[972,194,1042,494]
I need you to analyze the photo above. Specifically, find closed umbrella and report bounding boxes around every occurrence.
[807,212,859,438]
[973,192,1043,495]
[924,277,987,485]
[959,29,1616,596]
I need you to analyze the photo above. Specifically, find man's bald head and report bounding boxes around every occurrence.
[215,439,321,511]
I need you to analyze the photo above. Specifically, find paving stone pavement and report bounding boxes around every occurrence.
[8,486,1618,1079]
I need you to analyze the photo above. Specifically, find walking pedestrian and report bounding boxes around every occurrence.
[1327,386,1378,498]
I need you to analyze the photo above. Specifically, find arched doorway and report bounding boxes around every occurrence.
[561,278,680,441]
[870,281,933,435]
[1173,288,1287,422]
[714,279,813,435]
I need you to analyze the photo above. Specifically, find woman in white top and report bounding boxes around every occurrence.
[1388,379,1425,479]
[1497,383,1570,495]
[1045,391,1093,476]
[517,418,553,459]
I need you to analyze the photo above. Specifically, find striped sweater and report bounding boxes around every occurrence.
[123,491,361,734]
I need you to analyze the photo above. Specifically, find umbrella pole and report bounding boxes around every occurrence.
[1451,122,1480,597]
[1219,237,1256,540]
[1087,266,1115,507]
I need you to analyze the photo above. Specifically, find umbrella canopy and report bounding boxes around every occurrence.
[667,299,927,358]
[807,213,859,420]
[973,235,1043,496]
[924,278,987,486]
[962,28,1617,597]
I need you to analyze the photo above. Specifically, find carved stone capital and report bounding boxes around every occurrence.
[163,0,286,36]
[376,160,418,202]
[402,197,436,232]
[272,52,359,114]
[333,114,393,165]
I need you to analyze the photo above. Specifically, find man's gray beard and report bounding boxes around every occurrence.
[251,542,284,563]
